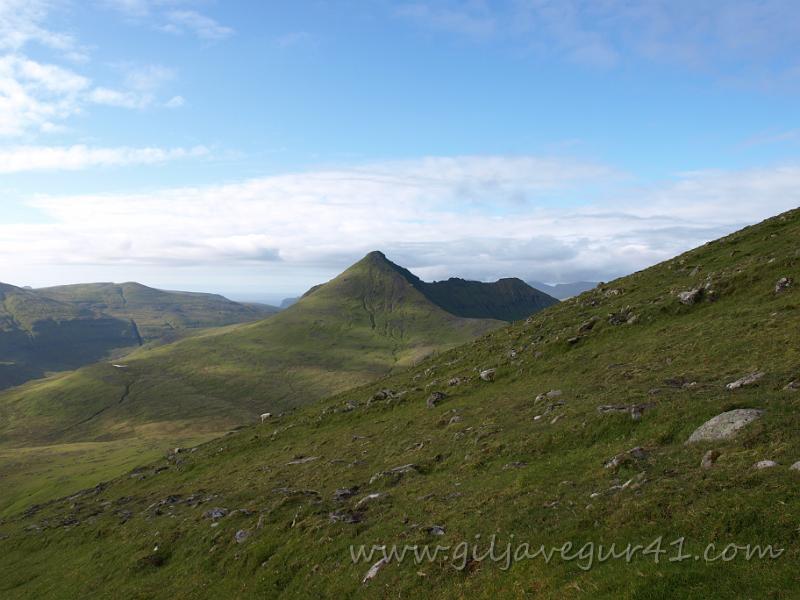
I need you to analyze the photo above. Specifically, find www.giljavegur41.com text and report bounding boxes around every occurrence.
[350,535,785,571]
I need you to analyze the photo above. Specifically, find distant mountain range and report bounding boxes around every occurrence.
[0,282,278,390]
[0,252,556,512]
[529,280,598,299]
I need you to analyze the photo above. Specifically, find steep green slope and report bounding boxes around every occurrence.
[1,210,798,599]
[36,282,278,341]
[0,283,140,390]
[0,252,507,512]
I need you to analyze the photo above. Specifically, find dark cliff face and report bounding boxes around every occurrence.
[416,276,559,321]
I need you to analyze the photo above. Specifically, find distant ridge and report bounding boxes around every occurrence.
[0,282,278,391]
[0,251,548,509]
[342,251,559,321]
[529,280,598,300]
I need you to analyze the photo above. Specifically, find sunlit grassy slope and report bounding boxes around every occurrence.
[0,252,506,512]
[0,211,797,599]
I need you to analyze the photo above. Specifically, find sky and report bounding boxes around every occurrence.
[1,0,799,304]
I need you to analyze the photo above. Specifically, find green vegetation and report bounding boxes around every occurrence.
[0,211,797,598]
[36,281,278,341]
[0,252,515,512]
[0,282,277,391]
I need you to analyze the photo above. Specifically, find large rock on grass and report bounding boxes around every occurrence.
[686,409,763,444]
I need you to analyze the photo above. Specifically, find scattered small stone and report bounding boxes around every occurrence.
[678,288,703,305]
[329,510,363,524]
[726,372,765,390]
[479,369,496,382]
[448,415,463,425]
[567,336,581,345]
[701,450,721,469]
[203,507,228,521]
[686,409,763,443]
[753,460,778,470]
[775,277,793,293]
[333,487,359,502]
[503,461,527,470]
[286,456,320,465]
[355,493,385,509]
[447,377,462,386]
[790,461,800,472]
[578,317,599,333]
[427,391,446,408]
[362,557,389,584]
[235,529,251,544]
[426,525,446,536]
[784,380,799,392]
[369,464,418,485]
[604,447,647,469]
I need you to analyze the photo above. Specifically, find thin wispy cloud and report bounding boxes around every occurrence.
[0,144,209,172]
[395,0,800,79]
[160,10,234,40]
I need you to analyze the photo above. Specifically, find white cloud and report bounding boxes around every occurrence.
[2,156,798,286]
[396,3,496,38]
[0,144,209,172]
[164,94,184,108]
[0,0,78,52]
[162,10,234,40]
[88,86,150,109]
[396,1,800,77]
[0,55,89,136]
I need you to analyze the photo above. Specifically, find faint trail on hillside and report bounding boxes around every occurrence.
[59,381,133,434]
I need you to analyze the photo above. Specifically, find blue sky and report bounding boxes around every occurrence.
[1,1,799,303]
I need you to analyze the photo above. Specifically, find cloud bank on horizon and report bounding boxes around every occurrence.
[4,156,799,290]
[1,1,799,296]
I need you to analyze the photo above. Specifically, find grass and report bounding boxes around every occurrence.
[0,210,798,597]
[0,252,506,513]
[0,281,278,391]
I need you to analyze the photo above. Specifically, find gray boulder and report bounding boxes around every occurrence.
[479,369,496,382]
[678,288,702,305]
[753,460,778,470]
[686,409,763,443]
[427,391,446,408]
[726,371,765,390]
[790,461,800,472]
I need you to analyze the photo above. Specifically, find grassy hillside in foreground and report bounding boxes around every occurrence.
[0,252,508,514]
[0,210,797,599]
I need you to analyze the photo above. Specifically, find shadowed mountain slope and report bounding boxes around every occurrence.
[35,282,278,341]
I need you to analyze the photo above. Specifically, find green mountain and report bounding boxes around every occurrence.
[0,252,541,514]
[0,282,277,391]
[35,282,279,342]
[1,211,798,598]
[0,282,140,389]
[388,257,558,321]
